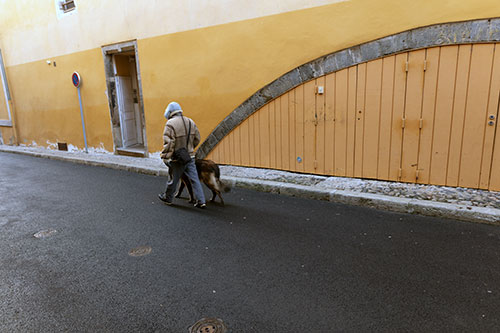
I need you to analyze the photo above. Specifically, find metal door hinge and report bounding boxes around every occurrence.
[419,119,423,129]
[398,168,402,179]
[405,62,409,72]
[402,118,406,128]
[415,170,420,180]
[423,60,427,72]
[314,160,318,169]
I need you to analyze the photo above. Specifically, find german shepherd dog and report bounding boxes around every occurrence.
[175,159,231,205]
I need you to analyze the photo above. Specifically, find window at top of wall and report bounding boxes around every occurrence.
[55,0,77,19]
[59,0,76,13]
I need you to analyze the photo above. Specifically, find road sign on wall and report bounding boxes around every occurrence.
[72,71,81,88]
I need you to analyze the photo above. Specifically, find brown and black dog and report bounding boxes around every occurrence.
[175,159,231,205]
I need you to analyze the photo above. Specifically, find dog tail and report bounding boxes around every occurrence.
[218,179,231,193]
[211,162,230,192]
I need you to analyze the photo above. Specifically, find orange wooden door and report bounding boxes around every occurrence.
[207,43,500,191]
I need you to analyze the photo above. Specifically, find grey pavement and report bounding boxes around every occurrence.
[1,151,500,332]
[0,144,499,225]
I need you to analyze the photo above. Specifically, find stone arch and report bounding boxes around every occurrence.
[197,18,500,159]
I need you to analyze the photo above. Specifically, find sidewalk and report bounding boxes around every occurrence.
[1,144,499,225]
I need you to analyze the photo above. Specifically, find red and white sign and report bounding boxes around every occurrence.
[72,71,81,88]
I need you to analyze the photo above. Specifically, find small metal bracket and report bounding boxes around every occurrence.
[402,118,406,129]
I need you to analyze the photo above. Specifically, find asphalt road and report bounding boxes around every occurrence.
[1,152,500,332]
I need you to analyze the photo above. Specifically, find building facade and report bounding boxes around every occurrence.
[1,0,499,190]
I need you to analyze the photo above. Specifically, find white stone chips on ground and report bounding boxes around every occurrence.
[220,165,500,209]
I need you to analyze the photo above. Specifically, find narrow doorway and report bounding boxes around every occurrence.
[102,41,147,157]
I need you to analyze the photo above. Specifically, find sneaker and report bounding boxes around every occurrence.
[194,202,206,209]
[158,193,172,205]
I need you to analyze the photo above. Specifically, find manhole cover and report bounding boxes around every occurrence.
[189,318,227,333]
[128,246,152,257]
[33,229,57,239]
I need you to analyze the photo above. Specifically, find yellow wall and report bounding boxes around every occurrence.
[1,0,499,153]
[7,48,112,150]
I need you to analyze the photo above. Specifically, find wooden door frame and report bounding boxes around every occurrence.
[102,40,148,154]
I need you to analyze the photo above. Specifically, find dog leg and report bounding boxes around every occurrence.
[218,192,225,206]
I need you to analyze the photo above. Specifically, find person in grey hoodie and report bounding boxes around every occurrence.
[158,102,206,208]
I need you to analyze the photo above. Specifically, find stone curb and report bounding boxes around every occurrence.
[0,146,170,177]
[2,146,499,226]
[222,176,500,226]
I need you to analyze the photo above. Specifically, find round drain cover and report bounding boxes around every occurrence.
[33,229,57,239]
[189,318,227,333]
[128,246,152,257]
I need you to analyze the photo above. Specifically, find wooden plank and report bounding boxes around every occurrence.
[269,100,276,169]
[377,55,396,180]
[363,58,383,179]
[487,44,500,191]
[228,129,235,165]
[354,63,367,178]
[206,146,215,162]
[346,66,357,177]
[459,44,495,188]
[481,44,500,189]
[289,90,297,171]
[234,124,243,165]
[316,76,326,174]
[224,132,231,165]
[304,80,316,173]
[259,104,270,168]
[401,49,425,182]
[325,72,336,175]
[446,44,472,186]
[207,141,221,163]
[334,70,348,176]
[429,46,459,185]
[388,52,408,181]
[248,114,255,167]
[275,97,283,169]
[295,85,305,172]
[489,112,500,191]
[254,110,262,167]
[417,47,440,184]
[218,134,225,164]
[281,93,290,171]
[240,120,250,166]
